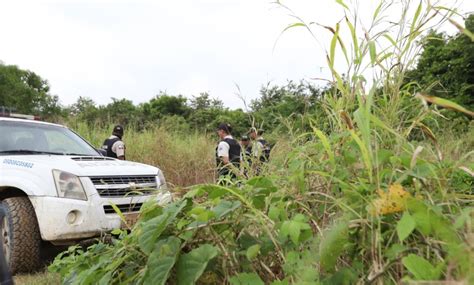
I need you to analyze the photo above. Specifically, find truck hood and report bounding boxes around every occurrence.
[2,155,160,176]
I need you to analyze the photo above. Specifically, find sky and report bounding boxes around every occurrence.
[0,0,473,109]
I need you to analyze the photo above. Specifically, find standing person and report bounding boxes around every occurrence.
[240,135,252,159]
[101,125,126,160]
[216,123,241,181]
[248,127,271,162]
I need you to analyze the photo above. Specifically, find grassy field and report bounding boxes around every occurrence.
[71,123,217,187]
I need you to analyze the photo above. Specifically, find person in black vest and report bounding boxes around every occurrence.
[240,135,252,158]
[101,125,126,160]
[248,127,270,162]
[216,123,241,181]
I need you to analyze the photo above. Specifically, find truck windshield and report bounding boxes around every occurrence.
[0,121,99,156]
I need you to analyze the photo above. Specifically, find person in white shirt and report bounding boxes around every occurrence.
[101,125,126,160]
[216,123,241,181]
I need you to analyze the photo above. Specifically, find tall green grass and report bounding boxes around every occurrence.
[50,1,474,284]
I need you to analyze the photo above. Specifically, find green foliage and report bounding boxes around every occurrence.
[0,63,62,119]
[396,211,416,242]
[402,254,442,280]
[176,244,219,285]
[48,1,474,284]
[230,273,264,285]
[143,237,181,285]
[406,14,474,110]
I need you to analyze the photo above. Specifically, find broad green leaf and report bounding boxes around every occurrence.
[198,184,228,199]
[402,254,439,280]
[246,244,261,261]
[246,176,277,194]
[268,205,281,222]
[408,199,460,243]
[143,237,181,285]
[280,214,311,245]
[138,200,186,253]
[176,244,219,285]
[211,200,241,219]
[230,273,264,285]
[397,212,416,241]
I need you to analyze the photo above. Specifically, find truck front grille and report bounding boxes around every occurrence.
[103,203,143,214]
[90,175,158,197]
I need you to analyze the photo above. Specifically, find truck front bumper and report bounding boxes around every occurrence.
[29,192,172,241]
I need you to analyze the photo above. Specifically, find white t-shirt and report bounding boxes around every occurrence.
[217,135,233,158]
[108,135,126,157]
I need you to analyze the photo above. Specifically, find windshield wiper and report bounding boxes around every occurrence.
[0,150,65,155]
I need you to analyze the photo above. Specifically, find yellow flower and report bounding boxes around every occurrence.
[371,184,411,215]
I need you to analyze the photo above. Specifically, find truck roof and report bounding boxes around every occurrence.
[0,116,65,128]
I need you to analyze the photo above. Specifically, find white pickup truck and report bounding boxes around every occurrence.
[0,116,171,273]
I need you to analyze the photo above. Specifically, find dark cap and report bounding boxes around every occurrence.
[217,123,232,134]
[113,125,124,135]
[241,135,250,141]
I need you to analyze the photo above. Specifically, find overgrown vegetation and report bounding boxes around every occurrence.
[46,1,474,284]
[1,0,472,284]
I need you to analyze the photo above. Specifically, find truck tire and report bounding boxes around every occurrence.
[0,197,41,274]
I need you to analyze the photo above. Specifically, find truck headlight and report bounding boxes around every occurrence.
[156,169,167,191]
[52,170,87,200]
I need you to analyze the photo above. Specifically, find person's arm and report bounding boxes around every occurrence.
[113,141,126,160]
[217,141,230,164]
[221,156,230,164]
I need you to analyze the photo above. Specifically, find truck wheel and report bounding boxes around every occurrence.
[0,197,41,274]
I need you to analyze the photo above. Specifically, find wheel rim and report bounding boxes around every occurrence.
[1,216,10,264]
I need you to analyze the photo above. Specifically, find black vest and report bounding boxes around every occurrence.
[216,137,241,176]
[257,139,271,162]
[102,137,122,159]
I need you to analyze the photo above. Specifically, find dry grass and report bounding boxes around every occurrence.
[70,123,217,188]
[14,272,60,285]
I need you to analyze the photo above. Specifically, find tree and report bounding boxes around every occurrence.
[0,63,61,118]
[250,80,324,132]
[69,96,101,124]
[406,14,474,110]
[141,92,190,121]
[102,98,138,126]
[188,93,227,132]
